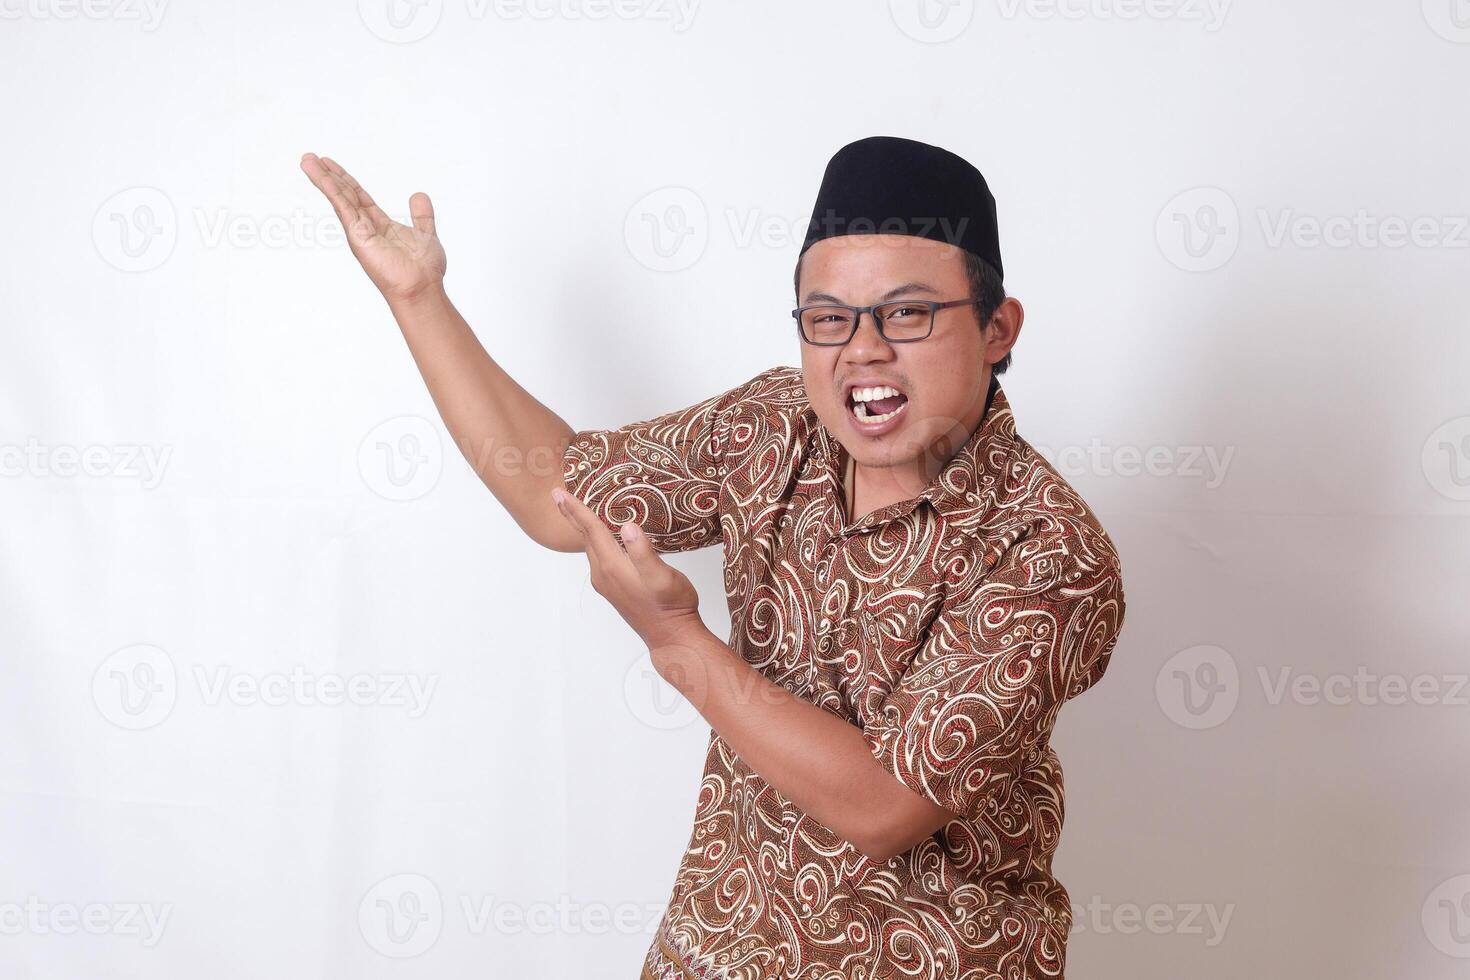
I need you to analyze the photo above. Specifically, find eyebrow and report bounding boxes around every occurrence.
[801,281,940,305]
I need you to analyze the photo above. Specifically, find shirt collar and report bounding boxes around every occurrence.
[918,372,1011,519]
[808,373,1015,532]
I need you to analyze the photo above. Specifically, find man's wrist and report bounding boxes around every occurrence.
[649,618,719,684]
[385,280,450,321]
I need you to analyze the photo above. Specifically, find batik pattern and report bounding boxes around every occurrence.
[563,365,1126,980]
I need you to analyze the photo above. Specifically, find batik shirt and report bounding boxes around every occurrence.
[561,365,1126,980]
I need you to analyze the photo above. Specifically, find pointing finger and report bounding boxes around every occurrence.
[553,488,632,565]
[620,522,666,578]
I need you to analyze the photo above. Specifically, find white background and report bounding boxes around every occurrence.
[2,0,1468,977]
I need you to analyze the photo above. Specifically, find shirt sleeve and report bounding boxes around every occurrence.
[862,529,1126,821]
[559,370,769,554]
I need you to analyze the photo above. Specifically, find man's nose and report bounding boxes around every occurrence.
[843,310,894,360]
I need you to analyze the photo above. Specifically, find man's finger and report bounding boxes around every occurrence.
[552,487,589,539]
[553,488,630,566]
[301,153,376,244]
[410,191,436,236]
[320,156,393,230]
[300,154,358,221]
[620,522,666,578]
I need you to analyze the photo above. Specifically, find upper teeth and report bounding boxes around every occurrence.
[852,385,902,402]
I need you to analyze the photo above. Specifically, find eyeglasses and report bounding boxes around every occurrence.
[790,298,976,346]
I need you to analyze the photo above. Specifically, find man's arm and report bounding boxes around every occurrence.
[650,627,958,864]
[651,534,1126,865]
[300,152,582,553]
[384,284,583,553]
[548,480,952,862]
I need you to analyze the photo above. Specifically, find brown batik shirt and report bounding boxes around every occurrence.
[561,365,1126,980]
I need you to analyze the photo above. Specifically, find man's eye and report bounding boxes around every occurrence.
[886,306,922,319]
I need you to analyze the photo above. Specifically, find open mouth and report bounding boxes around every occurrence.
[847,383,909,426]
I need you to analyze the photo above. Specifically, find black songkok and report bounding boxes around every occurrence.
[799,135,1004,281]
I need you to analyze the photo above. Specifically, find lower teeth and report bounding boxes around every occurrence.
[854,400,904,424]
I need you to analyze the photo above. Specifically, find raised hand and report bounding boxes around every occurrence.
[300,152,447,302]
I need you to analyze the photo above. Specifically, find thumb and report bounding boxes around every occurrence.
[620,523,664,575]
[410,191,436,236]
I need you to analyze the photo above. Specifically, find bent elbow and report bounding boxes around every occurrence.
[849,818,904,865]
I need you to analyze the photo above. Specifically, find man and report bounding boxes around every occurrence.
[302,135,1126,979]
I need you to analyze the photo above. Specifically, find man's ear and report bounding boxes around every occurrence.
[982,296,1024,369]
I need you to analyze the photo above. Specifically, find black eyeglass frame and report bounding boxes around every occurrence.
[789,298,978,346]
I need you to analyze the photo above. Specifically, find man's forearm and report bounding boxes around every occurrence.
[650,625,932,862]
[385,283,581,552]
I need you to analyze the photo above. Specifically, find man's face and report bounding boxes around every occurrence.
[797,234,991,494]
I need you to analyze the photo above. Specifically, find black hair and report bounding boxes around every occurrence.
[962,250,1010,376]
[792,247,1011,375]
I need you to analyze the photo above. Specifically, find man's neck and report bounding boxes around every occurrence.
[841,374,998,524]
[843,450,938,524]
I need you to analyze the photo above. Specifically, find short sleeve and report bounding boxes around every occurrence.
[560,370,769,554]
[862,531,1126,821]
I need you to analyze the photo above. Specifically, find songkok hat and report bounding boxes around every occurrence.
[799,135,1003,281]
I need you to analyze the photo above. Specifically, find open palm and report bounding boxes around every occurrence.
[300,152,446,301]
